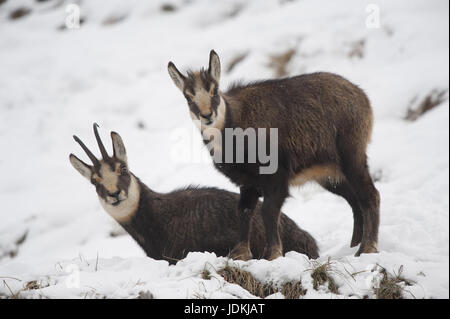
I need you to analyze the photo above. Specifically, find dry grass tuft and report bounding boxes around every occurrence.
[102,14,127,26]
[9,7,31,20]
[226,52,248,73]
[1,277,49,299]
[405,89,447,121]
[374,265,414,299]
[201,268,212,280]
[280,280,307,299]
[309,258,339,294]
[218,263,278,298]
[218,263,306,299]
[136,290,154,299]
[161,3,177,13]
[23,279,49,295]
[268,48,296,77]
[25,280,41,290]
[348,39,366,59]
[0,230,28,260]
[223,3,245,19]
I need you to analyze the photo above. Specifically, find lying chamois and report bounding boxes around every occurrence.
[69,124,319,263]
[168,50,380,260]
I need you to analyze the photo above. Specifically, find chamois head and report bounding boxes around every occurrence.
[70,123,132,208]
[168,50,224,128]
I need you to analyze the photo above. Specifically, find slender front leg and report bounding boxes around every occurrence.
[261,185,289,260]
[229,185,260,261]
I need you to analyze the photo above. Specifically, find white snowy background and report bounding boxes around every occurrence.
[0,0,448,299]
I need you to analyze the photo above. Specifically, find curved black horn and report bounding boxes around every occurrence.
[93,123,109,160]
[73,135,99,167]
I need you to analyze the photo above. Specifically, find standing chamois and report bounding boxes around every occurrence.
[69,124,319,263]
[167,50,380,260]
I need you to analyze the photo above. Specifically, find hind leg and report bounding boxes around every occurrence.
[320,179,364,247]
[342,161,380,256]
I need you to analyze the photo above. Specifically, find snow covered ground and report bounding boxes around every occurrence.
[0,0,448,299]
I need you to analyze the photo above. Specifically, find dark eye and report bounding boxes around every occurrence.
[184,90,194,102]
[120,165,128,175]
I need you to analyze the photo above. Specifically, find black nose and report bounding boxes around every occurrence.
[109,190,120,198]
[200,112,212,121]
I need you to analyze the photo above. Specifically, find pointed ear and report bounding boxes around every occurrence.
[168,62,186,92]
[208,50,221,82]
[70,154,93,181]
[111,132,127,163]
